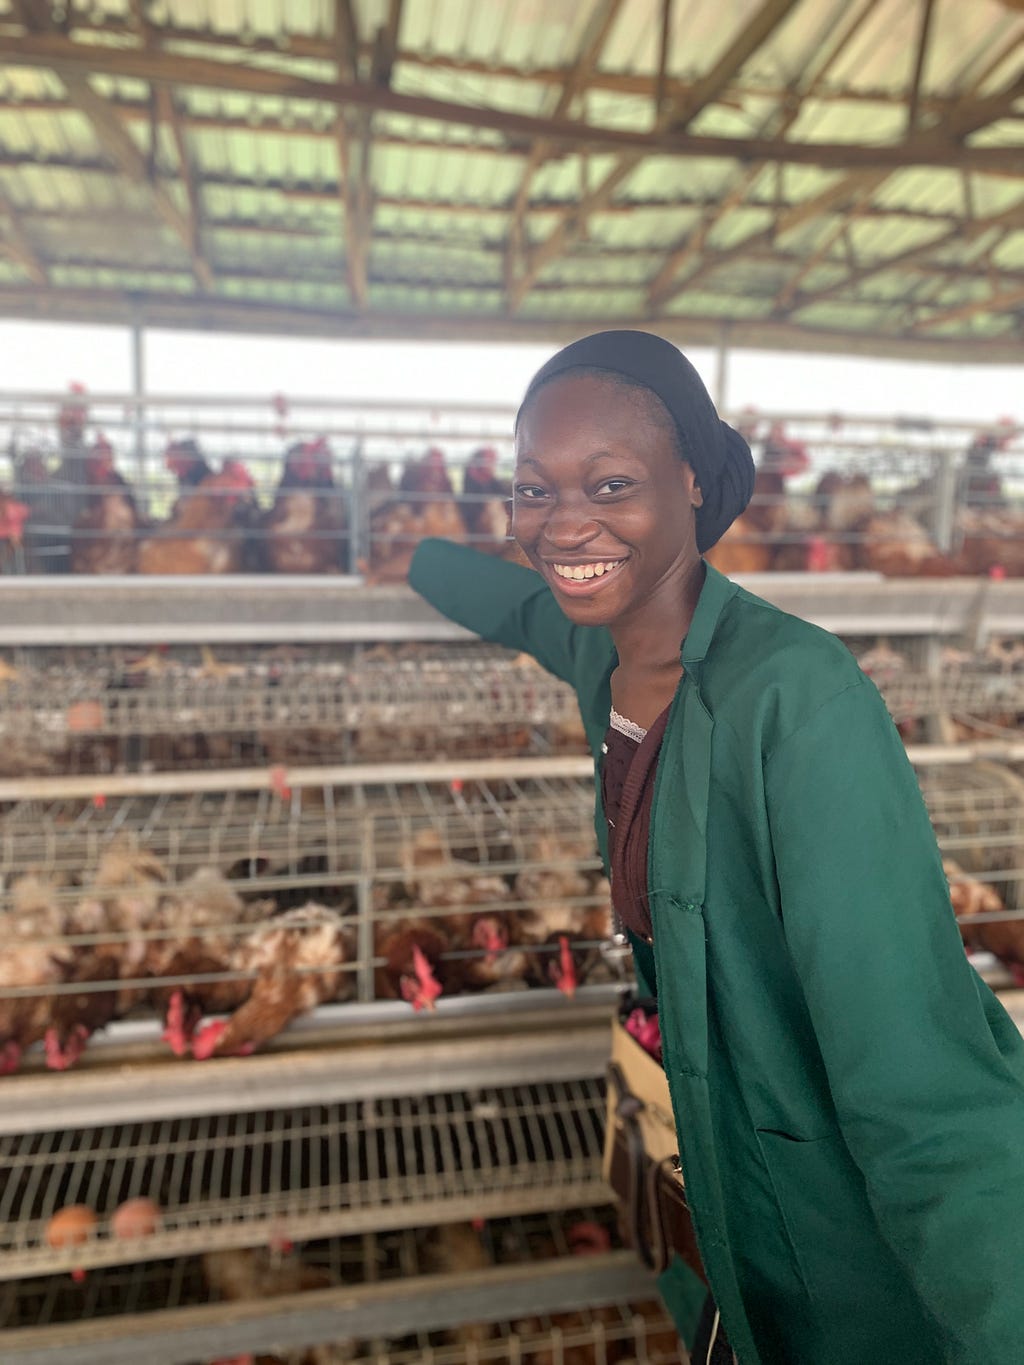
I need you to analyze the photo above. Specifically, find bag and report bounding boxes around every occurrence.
[603,994,707,1283]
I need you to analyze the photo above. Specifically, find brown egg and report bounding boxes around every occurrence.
[110,1196,162,1240]
[44,1204,98,1248]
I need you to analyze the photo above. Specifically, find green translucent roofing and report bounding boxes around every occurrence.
[0,0,1021,358]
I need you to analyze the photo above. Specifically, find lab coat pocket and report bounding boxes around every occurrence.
[755,1127,896,1315]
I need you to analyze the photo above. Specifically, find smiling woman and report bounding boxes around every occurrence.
[408,330,1024,1365]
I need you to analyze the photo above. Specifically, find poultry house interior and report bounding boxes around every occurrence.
[1,387,1023,1365]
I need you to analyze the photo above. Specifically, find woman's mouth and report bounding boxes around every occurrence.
[546,558,627,594]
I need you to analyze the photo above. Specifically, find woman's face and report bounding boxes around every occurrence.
[512,373,702,627]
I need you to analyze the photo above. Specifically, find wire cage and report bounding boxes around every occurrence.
[0,770,622,1078]
[3,390,1024,579]
[1,757,1021,1076]
[0,1206,679,1364]
[0,1078,609,1281]
[0,642,587,776]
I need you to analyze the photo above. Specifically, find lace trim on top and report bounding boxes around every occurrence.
[609,707,647,743]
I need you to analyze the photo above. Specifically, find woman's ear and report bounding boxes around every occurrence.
[692,482,704,509]
[683,463,704,508]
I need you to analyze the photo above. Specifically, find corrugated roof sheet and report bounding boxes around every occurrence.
[0,0,1021,357]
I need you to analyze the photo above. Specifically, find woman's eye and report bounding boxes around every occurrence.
[513,484,548,500]
[595,478,632,495]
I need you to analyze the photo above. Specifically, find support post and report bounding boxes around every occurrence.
[130,315,148,515]
[714,326,730,410]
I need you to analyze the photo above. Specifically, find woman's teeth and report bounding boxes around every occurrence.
[552,560,624,581]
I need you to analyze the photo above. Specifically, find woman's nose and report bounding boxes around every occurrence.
[541,499,601,549]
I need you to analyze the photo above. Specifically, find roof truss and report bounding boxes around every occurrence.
[0,1,1021,356]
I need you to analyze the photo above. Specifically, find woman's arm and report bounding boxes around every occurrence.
[408,538,582,684]
[766,680,1024,1359]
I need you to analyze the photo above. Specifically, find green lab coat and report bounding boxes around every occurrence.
[409,539,1024,1365]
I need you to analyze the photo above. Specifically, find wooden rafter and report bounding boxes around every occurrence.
[7,34,1021,176]
[658,58,1024,312]
[1,281,1022,361]
[7,8,1018,120]
[349,0,404,309]
[789,198,1024,313]
[54,67,214,291]
[506,0,802,310]
[906,0,937,133]
[333,0,368,309]
[127,0,213,290]
[913,284,1024,332]
[0,193,47,285]
[504,0,624,300]
[646,0,885,308]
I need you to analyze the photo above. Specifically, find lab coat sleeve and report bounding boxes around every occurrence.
[408,538,582,685]
[765,678,1024,1361]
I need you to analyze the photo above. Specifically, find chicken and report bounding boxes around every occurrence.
[769,470,871,573]
[69,437,145,574]
[856,510,954,577]
[0,490,30,574]
[138,460,256,574]
[363,447,464,582]
[165,437,214,508]
[402,827,512,945]
[55,381,90,482]
[457,446,512,553]
[798,473,952,576]
[946,859,1024,981]
[191,904,355,1059]
[48,845,182,1066]
[148,870,277,1056]
[513,834,607,944]
[524,931,605,997]
[374,917,454,1010]
[0,875,76,1074]
[515,1221,638,1365]
[263,438,348,574]
[955,507,1024,577]
[459,913,531,992]
[962,418,1015,511]
[421,1222,495,1348]
[708,422,811,575]
[202,1245,335,1302]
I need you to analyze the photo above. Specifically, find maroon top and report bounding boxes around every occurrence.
[600,704,672,943]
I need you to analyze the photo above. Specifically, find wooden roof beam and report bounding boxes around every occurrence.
[789,198,1024,312]
[655,59,1024,310]
[3,282,1024,361]
[332,0,368,310]
[647,0,885,307]
[913,284,1024,332]
[504,0,625,300]
[906,0,937,134]
[13,10,1018,119]
[349,0,405,311]
[0,193,47,285]
[507,0,801,310]
[4,33,1022,173]
[54,68,214,291]
[127,0,213,291]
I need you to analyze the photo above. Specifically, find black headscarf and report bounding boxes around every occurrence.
[516,330,755,553]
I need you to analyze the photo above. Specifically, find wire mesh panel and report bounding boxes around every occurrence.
[2,633,1024,780]
[0,1207,680,1363]
[0,642,585,776]
[0,1078,609,1280]
[0,759,1020,1075]
[2,389,1024,580]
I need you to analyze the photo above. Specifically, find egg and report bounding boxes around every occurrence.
[110,1196,162,1240]
[44,1204,98,1249]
